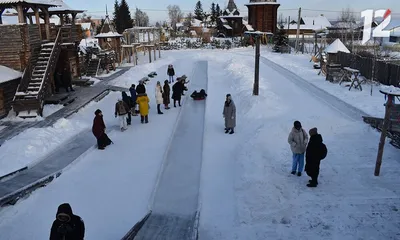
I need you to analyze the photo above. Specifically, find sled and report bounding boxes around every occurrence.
[148,72,157,77]
[140,77,150,84]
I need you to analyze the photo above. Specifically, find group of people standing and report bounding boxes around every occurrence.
[92,64,189,149]
[288,121,327,187]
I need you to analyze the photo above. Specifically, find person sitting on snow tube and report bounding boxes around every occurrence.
[191,89,207,100]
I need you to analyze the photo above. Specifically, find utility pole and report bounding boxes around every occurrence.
[253,34,260,96]
[295,7,301,52]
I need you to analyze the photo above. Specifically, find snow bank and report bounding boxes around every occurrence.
[0,65,22,84]
[0,118,88,177]
[1,104,64,122]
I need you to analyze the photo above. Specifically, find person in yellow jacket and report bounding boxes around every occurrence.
[136,93,150,123]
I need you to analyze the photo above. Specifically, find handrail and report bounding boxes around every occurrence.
[12,62,32,102]
[37,27,62,100]
[95,58,101,76]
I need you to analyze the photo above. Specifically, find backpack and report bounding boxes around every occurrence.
[320,143,328,160]
[117,101,126,114]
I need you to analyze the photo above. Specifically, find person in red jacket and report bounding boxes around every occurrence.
[92,109,112,150]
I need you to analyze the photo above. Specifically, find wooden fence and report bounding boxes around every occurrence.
[337,52,400,86]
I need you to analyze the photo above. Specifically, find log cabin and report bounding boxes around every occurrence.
[0,0,84,117]
[245,0,280,34]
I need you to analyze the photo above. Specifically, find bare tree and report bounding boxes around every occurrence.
[167,5,183,31]
[135,8,149,27]
[184,13,193,28]
[339,7,356,51]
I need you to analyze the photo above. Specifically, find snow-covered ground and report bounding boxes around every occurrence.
[0,48,399,239]
[262,48,399,117]
[1,104,64,122]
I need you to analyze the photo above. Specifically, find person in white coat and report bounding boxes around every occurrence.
[155,81,164,114]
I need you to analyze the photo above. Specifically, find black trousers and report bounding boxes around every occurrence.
[140,115,148,123]
[174,99,181,107]
[306,161,321,184]
[126,112,131,124]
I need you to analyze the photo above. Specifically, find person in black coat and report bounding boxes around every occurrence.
[136,80,146,94]
[172,80,184,107]
[50,203,85,240]
[122,91,133,125]
[167,64,175,83]
[62,66,74,92]
[305,128,327,188]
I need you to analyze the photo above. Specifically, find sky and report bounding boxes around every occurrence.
[66,0,400,23]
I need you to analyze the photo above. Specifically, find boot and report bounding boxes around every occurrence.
[225,129,230,134]
[229,129,234,134]
[145,116,149,123]
[297,172,302,177]
[307,182,317,187]
[291,171,296,175]
[157,104,163,114]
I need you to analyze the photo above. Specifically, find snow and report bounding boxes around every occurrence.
[262,49,392,117]
[96,68,122,77]
[0,104,63,122]
[223,24,233,30]
[324,38,350,54]
[95,31,122,38]
[0,49,399,239]
[80,22,91,30]
[0,65,21,84]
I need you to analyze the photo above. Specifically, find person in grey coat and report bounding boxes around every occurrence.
[223,94,236,134]
[288,120,309,176]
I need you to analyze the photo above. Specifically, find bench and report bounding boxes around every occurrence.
[339,67,366,91]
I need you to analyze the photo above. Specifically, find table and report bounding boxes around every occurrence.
[339,67,364,91]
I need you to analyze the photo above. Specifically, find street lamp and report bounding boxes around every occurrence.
[244,31,265,96]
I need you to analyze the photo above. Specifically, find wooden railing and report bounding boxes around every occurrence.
[12,61,33,102]
[36,28,62,103]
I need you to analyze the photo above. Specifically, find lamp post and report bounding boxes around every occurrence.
[245,31,264,96]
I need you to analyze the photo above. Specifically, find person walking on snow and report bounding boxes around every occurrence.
[155,81,164,114]
[122,91,133,125]
[288,121,309,176]
[50,203,85,240]
[172,80,184,107]
[136,80,146,95]
[167,64,175,83]
[163,80,171,109]
[129,84,137,115]
[223,94,236,134]
[136,93,150,123]
[92,109,112,150]
[305,127,327,187]
[115,98,130,131]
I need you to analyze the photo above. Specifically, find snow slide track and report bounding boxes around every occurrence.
[123,61,208,240]
[260,56,370,121]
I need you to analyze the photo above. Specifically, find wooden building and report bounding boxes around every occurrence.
[218,0,244,37]
[0,65,21,117]
[245,0,280,34]
[0,0,84,117]
[94,14,122,64]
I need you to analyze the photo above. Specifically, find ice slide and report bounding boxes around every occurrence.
[122,61,208,240]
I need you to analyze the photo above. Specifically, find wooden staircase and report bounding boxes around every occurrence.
[86,58,100,76]
[12,28,64,118]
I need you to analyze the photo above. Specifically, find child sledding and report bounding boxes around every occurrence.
[190,89,207,100]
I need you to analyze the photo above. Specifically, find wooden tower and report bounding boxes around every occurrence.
[245,0,280,34]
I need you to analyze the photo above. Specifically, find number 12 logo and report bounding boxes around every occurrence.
[361,9,392,45]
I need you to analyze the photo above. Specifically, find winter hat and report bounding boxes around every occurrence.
[309,127,318,136]
[226,93,231,98]
[294,121,302,129]
[95,109,102,115]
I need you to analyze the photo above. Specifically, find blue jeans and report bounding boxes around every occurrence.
[168,76,174,83]
[292,153,305,173]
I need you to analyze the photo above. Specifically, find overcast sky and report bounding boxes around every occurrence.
[67,0,400,23]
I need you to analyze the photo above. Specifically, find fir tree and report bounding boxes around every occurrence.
[118,0,133,32]
[210,3,216,25]
[194,1,204,21]
[113,0,121,32]
[273,25,289,52]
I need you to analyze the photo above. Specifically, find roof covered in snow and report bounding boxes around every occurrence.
[245,0,280,6]
[95,31,122,38]
[243,20,254,31]
[287,16,331,31]
[325,39,350,54]
[0,0,57,7]
[24,0,84,14]
[0,65,22,84]
[80,22,92,30]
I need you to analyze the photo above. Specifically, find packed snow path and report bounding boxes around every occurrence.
[134,61,208,239]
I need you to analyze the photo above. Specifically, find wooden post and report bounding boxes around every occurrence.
[0,8,4,24]
[153,46,156,60]
[42,8,50,40]
[148,47,151,63]
[133,45,137,66]
[374,94,393,176]
[75,45,81,78]
[28,15,33,24]
[295,7,301,52]
[17,5,25,23]
[158,44,161,58]
[59,14,64,25]
[34,7,42,40]
[253,35,260,96]
[147,31,150,44]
